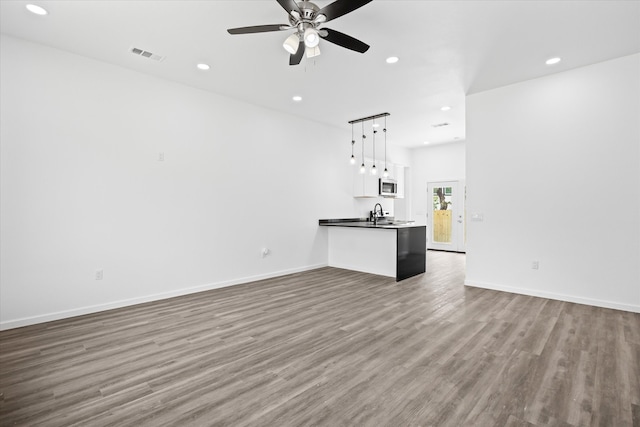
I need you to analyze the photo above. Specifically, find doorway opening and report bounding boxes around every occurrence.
[427,181,466,253]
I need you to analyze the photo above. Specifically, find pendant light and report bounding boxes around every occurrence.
[359,122,366,174]
[350,123,356,165]
[383,115,389,178]
[371,119,377,175]
[348,113,390,175]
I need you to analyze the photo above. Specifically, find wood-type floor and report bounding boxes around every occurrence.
[1,251,638,426]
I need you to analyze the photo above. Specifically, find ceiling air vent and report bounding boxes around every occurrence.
[432,122,449,128]
[130,47,165,62]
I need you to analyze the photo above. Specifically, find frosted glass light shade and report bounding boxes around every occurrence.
[304,28,320,48]
[283,34,300,54]
[306,45,321,58]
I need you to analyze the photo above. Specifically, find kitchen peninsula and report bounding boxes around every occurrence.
[319,219,426,281]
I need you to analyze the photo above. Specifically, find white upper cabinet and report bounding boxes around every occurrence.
[353,164,380,198]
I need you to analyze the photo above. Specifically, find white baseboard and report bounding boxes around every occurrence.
[0,263,328,331]
[464,280,640,314]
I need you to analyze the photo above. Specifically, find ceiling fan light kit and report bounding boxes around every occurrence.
[227,0,372,66]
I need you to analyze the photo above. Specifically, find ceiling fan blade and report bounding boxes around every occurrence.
[227,24,289,35]
[320,28,369,53]
[289,40,305,65]
[316,0,372,22]
[276,0,302,16]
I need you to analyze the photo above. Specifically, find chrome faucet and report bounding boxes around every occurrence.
[373,203,384,225]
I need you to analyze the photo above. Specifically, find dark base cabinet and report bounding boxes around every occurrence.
[396,226,426,281]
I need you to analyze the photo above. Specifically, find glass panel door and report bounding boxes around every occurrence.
[427,181,465,252]
[433,186,453,244]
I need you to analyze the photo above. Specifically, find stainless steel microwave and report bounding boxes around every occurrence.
[379,178,398,197]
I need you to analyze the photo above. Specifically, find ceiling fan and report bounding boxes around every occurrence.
[227,0,372,65]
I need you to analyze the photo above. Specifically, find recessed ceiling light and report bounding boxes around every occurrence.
[440,106,451,111]
[545,57,561,65]
[372,123,380,128]
[386,56,399,64]
[423,141,430,145]
[292,95,302,102]
[196,63,210,70]
[26,4,48,15]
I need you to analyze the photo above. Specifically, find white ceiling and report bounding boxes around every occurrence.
[1,0,639,147]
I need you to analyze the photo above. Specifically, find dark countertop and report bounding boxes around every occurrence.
[319,218,423,229]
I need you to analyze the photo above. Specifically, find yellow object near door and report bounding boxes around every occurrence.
[433,210,452,243]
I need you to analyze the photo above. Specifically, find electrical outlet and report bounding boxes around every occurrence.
[158,152,165,161]
[531,261,539,270]
[95,269,103,280]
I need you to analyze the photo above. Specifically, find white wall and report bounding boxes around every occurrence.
[409,141,466,225]
[466,54,640,313]
[0,35,397,329]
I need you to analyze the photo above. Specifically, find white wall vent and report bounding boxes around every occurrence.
[130,47,165,62]
[432,122,449,128]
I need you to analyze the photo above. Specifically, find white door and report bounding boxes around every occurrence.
[427,181,466,252]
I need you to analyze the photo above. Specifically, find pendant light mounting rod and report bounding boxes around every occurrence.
[348,112,390,125]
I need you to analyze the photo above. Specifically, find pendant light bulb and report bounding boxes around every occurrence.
[359,163,366,174]
[383,168,389,178]
[371,164,377,175]
[350,155,356,165]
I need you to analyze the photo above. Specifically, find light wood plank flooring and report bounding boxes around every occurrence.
[1,251,638,426]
